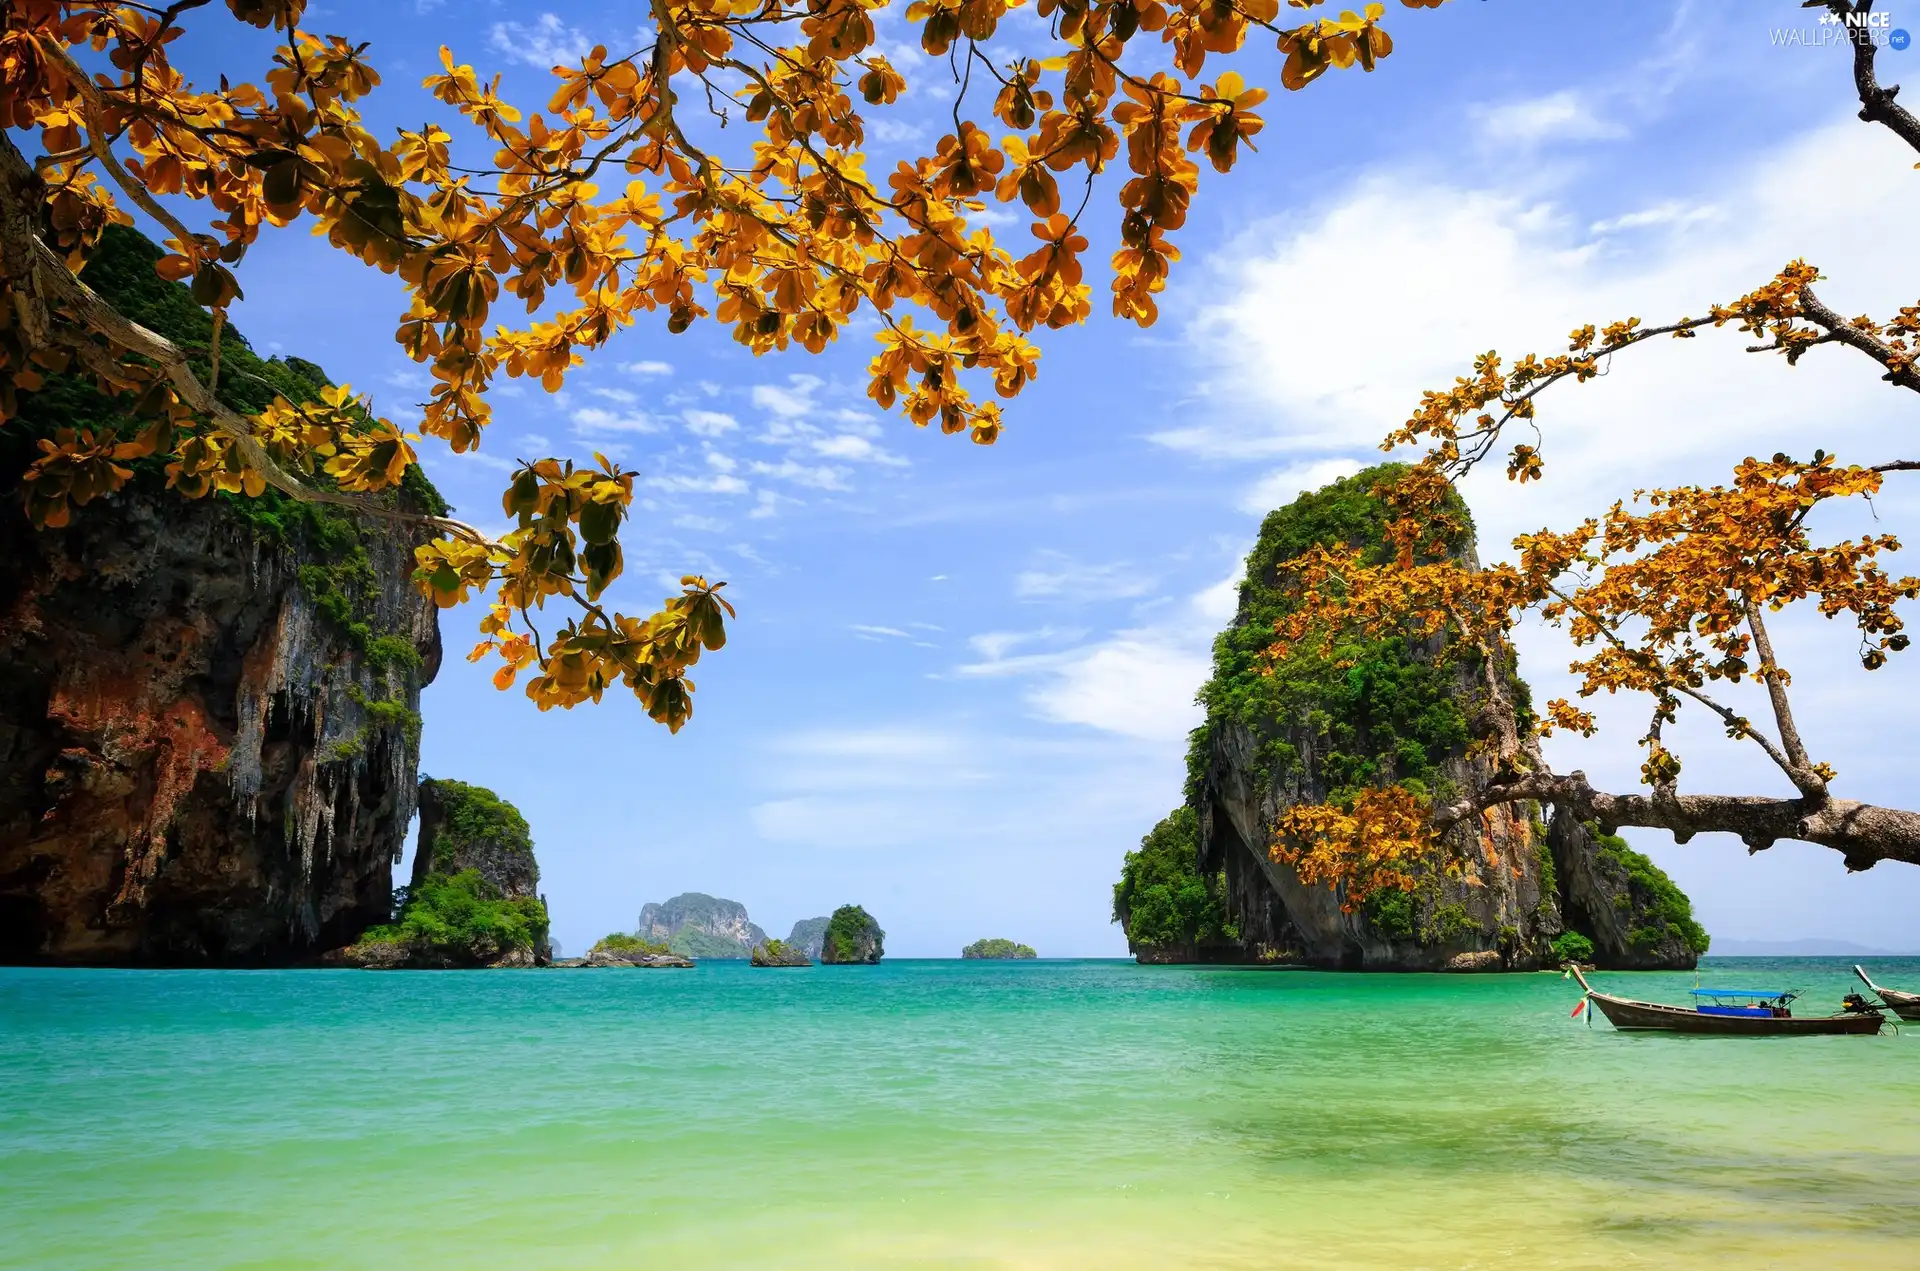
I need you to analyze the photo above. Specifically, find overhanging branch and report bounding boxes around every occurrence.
[1433,770,1920,872]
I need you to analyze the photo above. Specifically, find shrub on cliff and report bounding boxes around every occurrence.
[1112,807,1236,954]
[356,870,549,968]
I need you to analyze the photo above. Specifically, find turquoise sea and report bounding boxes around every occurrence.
[3,958,1917,1269]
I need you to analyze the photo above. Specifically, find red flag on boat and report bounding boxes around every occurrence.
[1570,999,1586,1018]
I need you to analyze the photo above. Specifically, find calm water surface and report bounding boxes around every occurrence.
[3,958,1916,1269]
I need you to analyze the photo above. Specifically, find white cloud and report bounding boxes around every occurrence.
[683,409,739,437]
[750,458,850,490]
[1472,89,1622,146]
[851,624,913,640]
[749,489,782,519]
[519,432,551,451]
[590,386,641,405]
[1026,637,1209,741]
[1238,458,1364,516]
[487,14,591,69]
[622,360,674,376]
[1589,200,1720,236]
[645,473,749,495]
[955,578,1228,741]
[572,405,661,434]
[705,449,738,473]
[673,514,727,532]
[1013,554,1154,601]
[811,433,908,466]
[968,628,1077,661]
[1174,118,1920,477]
[753,375,823,419]
[867,118,928,146]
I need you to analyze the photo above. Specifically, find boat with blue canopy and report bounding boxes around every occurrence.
[1689,988,1797,1018]
[1568,966,1884,1035]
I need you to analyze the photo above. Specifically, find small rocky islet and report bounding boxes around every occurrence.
[962,938,1037,959]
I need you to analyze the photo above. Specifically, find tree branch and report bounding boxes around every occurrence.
[1828,1,1920,156]
[1432,770,1920,871]
[1742,594,1825,798]
[1798,284,1920,394]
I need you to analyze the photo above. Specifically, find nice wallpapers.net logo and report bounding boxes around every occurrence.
[1770,8,1911,49]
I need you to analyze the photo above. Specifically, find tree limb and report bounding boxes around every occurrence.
[1742,595,1826,797]
[1827,1,1920,156]
[1432,770,1920,871]
[1798,284,1920,394]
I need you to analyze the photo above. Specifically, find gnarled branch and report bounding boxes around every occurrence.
[1433,769,1920,872]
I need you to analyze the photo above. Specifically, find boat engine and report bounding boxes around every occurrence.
[1841,992,1880,1015]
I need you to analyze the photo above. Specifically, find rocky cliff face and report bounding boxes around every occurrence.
[820,904,884,964]
[637,892,768,958]
[1183,465,1702,971]
[0,483,441,965]
[0,225,442,966]
[403,777,551,965]
[785,915,829,960]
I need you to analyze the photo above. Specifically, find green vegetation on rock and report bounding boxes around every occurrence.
[421,778,534,868]
[751,938,812,966]
[821,905,885,964]
[357,869,548,966]
[1112,807,1236,953]
[962,938,1037,959]
[1588,827,1711,957]
[591,932,670,956]
[1186,464,1492,808]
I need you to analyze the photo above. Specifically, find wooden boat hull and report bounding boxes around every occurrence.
[1588,992,1884,1036]
[1854,966,1920,1021]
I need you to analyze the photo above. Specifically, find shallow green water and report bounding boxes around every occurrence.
[2,958,1916,1269]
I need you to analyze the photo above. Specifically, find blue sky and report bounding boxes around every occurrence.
[188,1,1920,955]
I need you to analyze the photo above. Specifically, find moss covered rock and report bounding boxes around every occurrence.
[1184,464,1702,970]
[820,905,884,964]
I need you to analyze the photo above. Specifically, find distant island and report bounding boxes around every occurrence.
[820,905,885,964]
[635,892,767,959]
[962,938,1036,959]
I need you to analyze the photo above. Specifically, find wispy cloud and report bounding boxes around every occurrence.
[684,408,739,437]
[571,405,662,435]
[1471,89,1622,147]
[622,359,673,376]
[488,14,591,70]
[749,458,849,490]
[1013,554,1154,601]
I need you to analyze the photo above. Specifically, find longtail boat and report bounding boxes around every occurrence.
[1854,965,1920,1021]
[1568,966,1884,1036]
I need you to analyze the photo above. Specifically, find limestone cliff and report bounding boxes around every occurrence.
[1176,465,1704,971]
[0,226,442,965]
[785,915,829,960]
[819,904,884,964]
[636,892,767,958]
[343,778,551,969]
